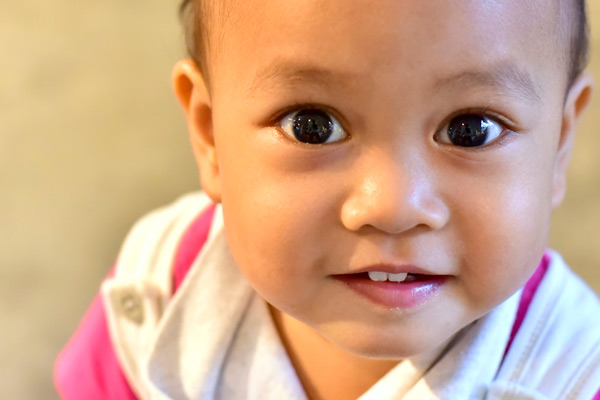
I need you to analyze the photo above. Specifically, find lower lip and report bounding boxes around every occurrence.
[335,275,448,309]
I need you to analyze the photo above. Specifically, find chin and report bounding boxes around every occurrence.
[326,325,448,360]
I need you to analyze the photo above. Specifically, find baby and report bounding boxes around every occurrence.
[56,0,600,399]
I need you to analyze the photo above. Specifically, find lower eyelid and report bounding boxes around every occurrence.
[444,129,517,152]
[484,129,517,148]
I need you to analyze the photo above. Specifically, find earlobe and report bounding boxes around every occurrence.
[172,59,222,203]
[551,71,594,208]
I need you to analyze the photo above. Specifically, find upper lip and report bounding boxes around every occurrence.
[342,263,441,276]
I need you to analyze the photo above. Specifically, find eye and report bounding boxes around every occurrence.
[437,114,504,148]
[280,109,347,144]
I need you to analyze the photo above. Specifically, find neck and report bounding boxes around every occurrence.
[269,306,400,400]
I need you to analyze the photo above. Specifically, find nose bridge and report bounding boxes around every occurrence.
[341,143,449,234]
[361,145,414,205]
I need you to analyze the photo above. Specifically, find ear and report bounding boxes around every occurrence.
[552,71,594,208]
[173,59,222,203]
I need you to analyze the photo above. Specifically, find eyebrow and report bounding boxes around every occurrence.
[433,62,542,104]
[246,59,542,104]
[245,60,357,96]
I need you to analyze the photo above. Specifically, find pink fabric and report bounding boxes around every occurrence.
[502,252,551,360]
[54,287,139,400]
[173,204,216,292]
[500,254,600,399]
[54,205,216,399]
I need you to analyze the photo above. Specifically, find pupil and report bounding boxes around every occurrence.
[292,110,334,144]
[447,115,489,147]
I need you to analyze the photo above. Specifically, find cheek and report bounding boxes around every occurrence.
[215,128,344,308]
[221,192,335,312]
[448,152,555,310]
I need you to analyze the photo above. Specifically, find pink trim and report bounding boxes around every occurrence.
[502,253,551,361]
[173,204,216,292]
[593,387,600,400]
[55,204,216,398]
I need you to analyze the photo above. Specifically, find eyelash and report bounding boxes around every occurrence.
[272,103,345,127]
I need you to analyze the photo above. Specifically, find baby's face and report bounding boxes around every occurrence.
[189,0,587,357]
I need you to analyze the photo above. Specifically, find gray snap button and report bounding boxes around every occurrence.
[119,291,144,325]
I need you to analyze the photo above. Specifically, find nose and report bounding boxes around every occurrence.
[340,151,449,235]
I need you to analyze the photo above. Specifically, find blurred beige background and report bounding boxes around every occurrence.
[0,1,599,398]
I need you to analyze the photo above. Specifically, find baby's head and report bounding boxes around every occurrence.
[173,0,594,360]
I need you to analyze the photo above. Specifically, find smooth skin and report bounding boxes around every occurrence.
[173,0,593,398]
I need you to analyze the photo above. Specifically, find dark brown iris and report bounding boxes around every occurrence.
[447,114,490,147]
[292,109,334,144]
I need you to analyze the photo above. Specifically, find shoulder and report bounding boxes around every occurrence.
[54,192,217,399]
[539,252,600,360]
[113,192,214,282]
[54,291,140,400]
[492,251,600,399]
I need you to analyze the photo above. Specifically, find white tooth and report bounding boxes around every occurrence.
[368,271,388,282]
[388,272,408,282]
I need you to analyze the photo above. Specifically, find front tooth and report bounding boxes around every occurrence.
[368,271,388,281]
[388,272,408,282]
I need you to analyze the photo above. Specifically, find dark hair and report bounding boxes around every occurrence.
[179,0,206,76]
[568,0,590,85]
[179,0,590,86]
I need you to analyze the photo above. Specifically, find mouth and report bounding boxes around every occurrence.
[333,269,449,309]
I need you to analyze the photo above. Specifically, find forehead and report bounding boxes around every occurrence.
[208,0,564,101]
